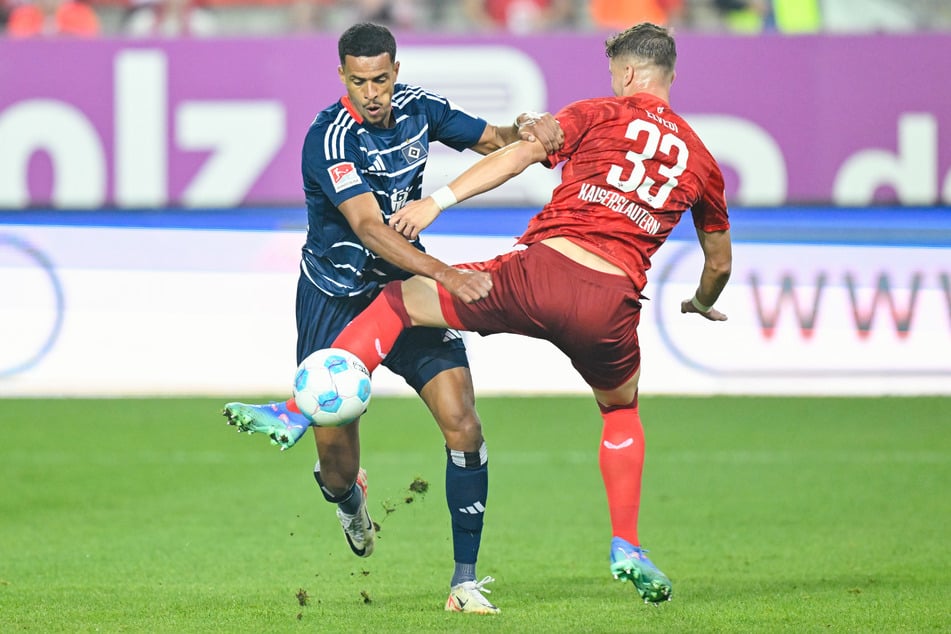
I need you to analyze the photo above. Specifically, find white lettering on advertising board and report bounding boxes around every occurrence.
[2,45,950,207]
[0,50,285,208]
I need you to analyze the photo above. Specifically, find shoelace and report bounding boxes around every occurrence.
[340,510,367,541]
[466,576,495,603]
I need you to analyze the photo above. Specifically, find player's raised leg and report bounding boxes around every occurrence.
[331,277,451,375]
[222,398,312,450]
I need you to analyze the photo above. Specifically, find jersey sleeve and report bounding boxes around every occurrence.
[419,89,488,152]
[543,100,597,168]
[690,158,730,232]
[302,121,373,208]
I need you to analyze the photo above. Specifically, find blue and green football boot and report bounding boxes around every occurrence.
[610,537,672,604]
[222,400,311,451]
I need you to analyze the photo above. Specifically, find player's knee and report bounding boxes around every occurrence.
[593,369,640,410]
[439,409,484,452]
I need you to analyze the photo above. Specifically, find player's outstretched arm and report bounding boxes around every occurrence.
[391,140,548,240]
[339,192,491,303]
[472,112,564,155]
[336,192,454,279]
[681,228,732,322]
[447,139,548,204]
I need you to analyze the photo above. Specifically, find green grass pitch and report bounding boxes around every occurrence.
[1,395,948,632]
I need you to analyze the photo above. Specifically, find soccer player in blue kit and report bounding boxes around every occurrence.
[223,22,563,614]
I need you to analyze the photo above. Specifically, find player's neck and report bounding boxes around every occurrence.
[622,66,672,104]
[628,87,670,104]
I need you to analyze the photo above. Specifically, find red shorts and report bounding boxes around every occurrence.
[438,242,642,390]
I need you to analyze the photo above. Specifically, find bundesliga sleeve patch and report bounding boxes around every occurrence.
[328,162,361,193]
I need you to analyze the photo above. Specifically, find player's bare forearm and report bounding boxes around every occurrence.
[391,140,547,240]
[391,145,532,241]
[449,141,547,203]
[357,218,451,280]
[681,228,732,321]
[472,113,564,155]
[681,258,730,321]
[349,211,490,303]
[340,193,456,286]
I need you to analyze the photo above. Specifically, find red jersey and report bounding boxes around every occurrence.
[518,93,729,294]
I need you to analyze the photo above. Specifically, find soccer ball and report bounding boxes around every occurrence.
[293,348,372,427]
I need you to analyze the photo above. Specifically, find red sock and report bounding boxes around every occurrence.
[598,398,644,545]
[284,397,301,413]
[331,282,411,374]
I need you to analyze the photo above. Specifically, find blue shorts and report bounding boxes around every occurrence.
[296,274,468,393]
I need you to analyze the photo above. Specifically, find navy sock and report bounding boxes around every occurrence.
[445,443,488,586]
[452,562,477,587]
[336,484,363,515]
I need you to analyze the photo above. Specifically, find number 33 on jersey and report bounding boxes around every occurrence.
[517,92,730,294]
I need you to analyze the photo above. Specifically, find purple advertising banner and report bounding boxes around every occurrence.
[1,33,950,208]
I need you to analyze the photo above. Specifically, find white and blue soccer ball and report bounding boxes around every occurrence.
[293,348,371,427]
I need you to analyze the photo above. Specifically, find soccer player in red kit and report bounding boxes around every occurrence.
[331,22,733,604]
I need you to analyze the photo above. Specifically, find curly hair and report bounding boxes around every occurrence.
[338,22,397,65]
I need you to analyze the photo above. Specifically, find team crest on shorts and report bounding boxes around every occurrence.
[328,162,361,192]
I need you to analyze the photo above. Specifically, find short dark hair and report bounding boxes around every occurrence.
[337,22,397,65]
[605,23,677,75]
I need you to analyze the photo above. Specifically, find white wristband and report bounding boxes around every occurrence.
[691,294,713,313]
[430,185,457,211]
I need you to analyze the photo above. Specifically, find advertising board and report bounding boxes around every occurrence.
[2,208,948,396]
[3,34,951,208]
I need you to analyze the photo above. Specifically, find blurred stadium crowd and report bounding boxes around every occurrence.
[3,0,951,39]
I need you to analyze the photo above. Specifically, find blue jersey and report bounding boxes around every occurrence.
[299,84,487,298]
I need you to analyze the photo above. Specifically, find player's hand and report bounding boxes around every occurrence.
[516,112,564,154]
[391,198,440,240]
[680,298,728,321]
[435,267,493,304]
